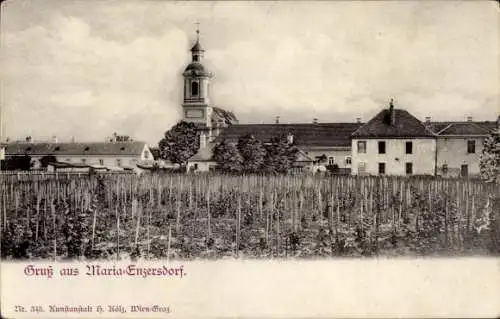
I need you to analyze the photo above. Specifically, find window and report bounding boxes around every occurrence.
[345,157,352,165]
[191,81,199,96]
[405,141,413,154]
[81,158,86,163]
[116,159,121,167]
[357,141,367,154]
[358,162,366,174]
[442,164,448,175]
[378,141,386,154]
[467,140,475,154]
[461,164,468,177]
[143,150,149,159]
[99,159,104,166]
[378,162,386,175]
[406,162,413,175]
[193,55,199,62]
[328,157,335,165]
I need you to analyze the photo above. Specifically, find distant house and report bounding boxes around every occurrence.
[426,119,497,178]
[187,144,216,172]
[4,141,153,171]
[351,100,436,176]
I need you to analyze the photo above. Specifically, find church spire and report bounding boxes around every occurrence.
[196,21,200,42]
[191,22,204,62]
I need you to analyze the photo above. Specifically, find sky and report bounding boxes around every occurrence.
[1,0,498,146]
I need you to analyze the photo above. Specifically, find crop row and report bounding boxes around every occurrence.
[1,174,499,260]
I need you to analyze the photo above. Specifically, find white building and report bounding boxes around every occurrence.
[427,119,498,177]
[4,141,154,171]
[351,100,437,176]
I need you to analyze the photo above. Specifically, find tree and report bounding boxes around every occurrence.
[237,134,266,173]
[158,121,200,168]
[4,155,32,171]
[263,135,299,173]
[480,127,500,184]
[212,139,243,172]
[40,155,57,168]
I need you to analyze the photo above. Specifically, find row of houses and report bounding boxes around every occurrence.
[0,140,157,173]
[187,101,498,177]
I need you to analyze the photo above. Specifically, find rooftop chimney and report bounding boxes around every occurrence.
[466,116,473,122]
[312,118,318,124]
[51,135,58,143]
[425,116,431,123]
[356,117,362,124]
[389,98,396,125]
[275,116,280,124]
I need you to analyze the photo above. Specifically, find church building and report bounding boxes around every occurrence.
[182,28,498,176]
[183,28,363,173]
[181,26,238,149]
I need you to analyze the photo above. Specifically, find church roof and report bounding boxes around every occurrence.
[191,40,204,52]
[214,123,362,147]
[184,62,210,76]
[5,141,148,156]
[212,107,238,125]
[351,108,435,139]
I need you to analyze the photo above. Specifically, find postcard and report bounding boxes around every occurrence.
[1,0,499,318]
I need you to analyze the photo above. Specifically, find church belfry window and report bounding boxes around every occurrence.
[191,81,199,96]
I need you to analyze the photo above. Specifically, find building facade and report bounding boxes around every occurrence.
[4,141,153,171]
[351,101,437,176]
[427,121,497,178]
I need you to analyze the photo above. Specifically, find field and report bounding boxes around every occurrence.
[1,172,499,260]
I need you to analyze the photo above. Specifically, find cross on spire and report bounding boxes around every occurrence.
[195,21,200,41]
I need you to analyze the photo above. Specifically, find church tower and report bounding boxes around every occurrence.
[182,25,213,141]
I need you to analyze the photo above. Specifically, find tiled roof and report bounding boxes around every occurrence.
[214,123,362,147]
[5,141,147,156]
[189,145,214,162]
[296,150,314,162]
[351,109,435,138]
[212,107,238,125]
[427,121,497,136]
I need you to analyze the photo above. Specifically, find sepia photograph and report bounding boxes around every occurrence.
[0,0,499,317]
